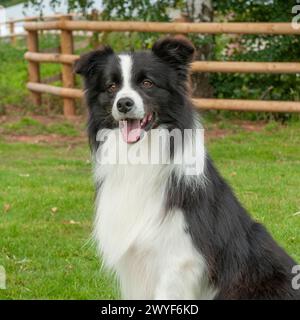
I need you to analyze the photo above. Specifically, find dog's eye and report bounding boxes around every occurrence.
[142,79,153,88]
[107,83,117,93]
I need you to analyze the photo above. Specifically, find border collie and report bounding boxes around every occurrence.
[75,36,300,300]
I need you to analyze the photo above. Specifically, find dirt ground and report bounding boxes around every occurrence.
[0,114,266,145]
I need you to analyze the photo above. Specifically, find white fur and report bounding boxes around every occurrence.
[112,55,145,121]
[93,127,217,300]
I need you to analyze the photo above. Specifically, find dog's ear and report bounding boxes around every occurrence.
[152,36,195,67]
[74,45,114,77]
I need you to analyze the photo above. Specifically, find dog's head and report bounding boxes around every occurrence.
[75,36,195,147]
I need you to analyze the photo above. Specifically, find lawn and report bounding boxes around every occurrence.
[0,119,300,299]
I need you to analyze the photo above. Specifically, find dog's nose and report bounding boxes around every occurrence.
[117,97,134,113]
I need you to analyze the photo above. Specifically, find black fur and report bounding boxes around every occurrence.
[75,36,300,300]
[167,157,299,299]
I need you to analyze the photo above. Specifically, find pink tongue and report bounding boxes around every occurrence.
[120,120,142,143]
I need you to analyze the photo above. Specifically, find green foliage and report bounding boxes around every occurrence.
[1,0,24,7]
[24,0,94,14]
[212,0,300,121]
[102,0,182,21]
[101,0,183,49]
[215,0,294,22]
[25,0,183,17]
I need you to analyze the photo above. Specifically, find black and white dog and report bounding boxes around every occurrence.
[75,36,300,300]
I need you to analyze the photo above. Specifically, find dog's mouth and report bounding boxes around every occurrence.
[119,113,156,144]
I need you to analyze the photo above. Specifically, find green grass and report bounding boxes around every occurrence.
[0,44,28,110]
[0,36,82,115]
[2,117,80,136]
[0,123,299,299]
[0,38,57,113]
[0,139,117,299]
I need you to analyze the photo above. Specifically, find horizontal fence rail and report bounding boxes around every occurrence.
[23,19,300,117]
[24,52,300,74]
[25,52,78,64]
[0,14,79,44]
[25,21,300,34]
[27,82,83,99]
[26,82,300,113]
[191,61,300,74]
[0,13,76,26]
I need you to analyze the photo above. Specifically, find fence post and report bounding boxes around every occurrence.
[60,15,76,117]
[9,21,16,45]
[27,30,42,105]
[90,9,100,48]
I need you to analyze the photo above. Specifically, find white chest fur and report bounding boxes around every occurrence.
[93,129,216,299]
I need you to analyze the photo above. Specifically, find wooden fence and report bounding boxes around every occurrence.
[23,19,300,117]
[0,16,35,44]
[0,13,80,44]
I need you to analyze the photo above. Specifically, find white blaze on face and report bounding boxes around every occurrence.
[112,54,144,120]
[113,54,145,144]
